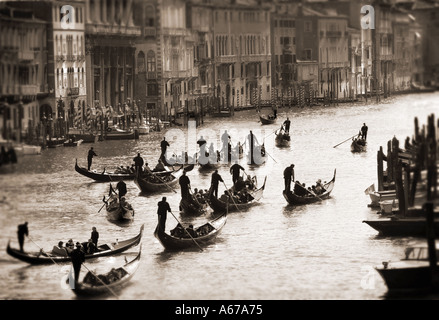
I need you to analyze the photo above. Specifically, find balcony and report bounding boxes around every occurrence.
[20,85,38,95]
[144,27,156,37]
[163,69,198,79]
[18,51,34,61]
[326,31,342,38]
[147,72,157,80]
[56,55,65,62]
[67,87,79,96]
[215,56,237,64]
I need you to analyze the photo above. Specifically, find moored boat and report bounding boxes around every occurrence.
[283,169,336,205]
[376,245,439,294]
[258,111,277,125]
[154,213,227,250]
[6,224,144,265]
[362,217,439,237]
[69,247,141,297]
[64,139,83,147]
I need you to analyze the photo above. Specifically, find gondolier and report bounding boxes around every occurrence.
[283,117,291,133]
[91,227,99,247]
[133,153,144,173]
[361,123,368,141]
[87,147,97,171]
[157,197,172,231]
[17,222,29,252]
[160,137,170,158]
[179,170,191,200]
[230,162,245,185]
[71,242,85,282]
[283,164,295,192]
[210,170,224,198]
[116,180,127,200]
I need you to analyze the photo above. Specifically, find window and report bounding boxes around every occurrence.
[145,5,155,27]
[304,21,312,32]
[147,83,158,96]
[137,51,145,73]
[147,50,156,72]
[303,49,312,60]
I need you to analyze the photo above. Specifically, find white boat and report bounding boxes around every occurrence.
[15,144,42,155]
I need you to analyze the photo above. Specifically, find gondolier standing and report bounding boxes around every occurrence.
[133,153,144,173]
[283,164,295,192]
[116,180,127,200]
[71,242,85,282]
[210,170,224,198]
[157,197,172,231]
[160,137,170,159]
[17,221,28,252]
[283,117,291,133]
[179,170,191,200]
[91,227,99,247]
[230,162,245,185]
[87,147,97,171]
[361,123,368,141]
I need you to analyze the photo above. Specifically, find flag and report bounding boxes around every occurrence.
[364,184,375,195]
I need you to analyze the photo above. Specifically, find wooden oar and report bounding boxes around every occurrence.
[333,134,358,148]
[27,236,60,266]
[221,181,243,213]
[80,263,119,299]
[169,211,203,252]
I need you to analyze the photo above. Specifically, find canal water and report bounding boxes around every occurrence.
[1,92,438,300]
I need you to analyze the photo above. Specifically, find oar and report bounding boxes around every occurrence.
[221,181,243,213]
[169,211,203,252]
[27,236,60,266]
[80,263,119,299]
[263,146,277,164]
[333,134,358,148]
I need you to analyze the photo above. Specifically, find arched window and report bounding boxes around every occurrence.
[147,50,156,72]
[137,51,145,73]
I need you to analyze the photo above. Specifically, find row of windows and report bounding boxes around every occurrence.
[56,67,85,88]
[55,34,84,57]
[216,35,268,56]
[215,11,268,23]
[275,19,295,28]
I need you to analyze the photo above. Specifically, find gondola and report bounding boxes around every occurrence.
[134,164,194,193]
[154,213,227,250]
[258,111,277,125]
[209,176,267,213]
[351,137,367,152]
[179,193,210,216]
[283,169,336,205]
[75,159,136,182]
[275,128,291,148]
[105,194,135,222]
[6,224,144,265]
[64,139,83,147]
[69,246,141,297]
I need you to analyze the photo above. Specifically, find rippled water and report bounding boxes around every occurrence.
[1,92,439,300]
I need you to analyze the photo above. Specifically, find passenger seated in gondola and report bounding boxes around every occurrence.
[65,239,75,254]
[245,175,256,190]
[196,224,210,236]
[153,159,166,172]
[170,223,185,238]
[234,176,247,192]
[220,190,230,203]
[52,241,69,256]
[84,239,98,254]
[185,225,198,238]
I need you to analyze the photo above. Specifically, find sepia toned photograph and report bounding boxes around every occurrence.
[1,0,439,307]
